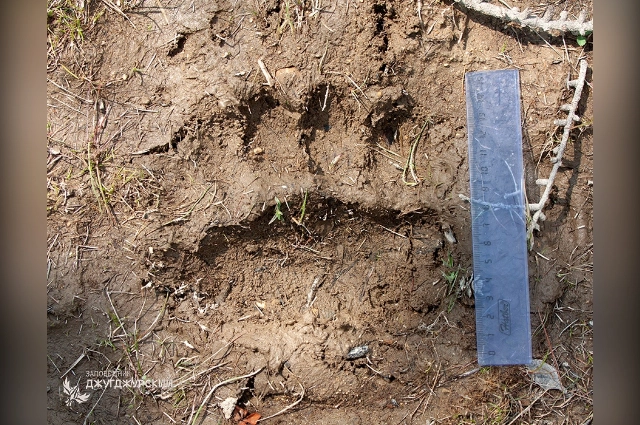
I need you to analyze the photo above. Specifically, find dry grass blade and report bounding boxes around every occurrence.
[101,0,137,29]
[506,390,546,425]
[137,294,169,343]
[402,119,429,186]
[154,0,170,25]
[106,288,128,339]
[161,183,215,227]
[260,383,305,421]
[61,352,86,378]
[190,367,264,425]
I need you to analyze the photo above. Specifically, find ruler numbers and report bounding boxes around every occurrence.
[465,70,532,366]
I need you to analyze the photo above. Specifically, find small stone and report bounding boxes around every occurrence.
[444,228,457,244]
[121,74,128,81]
[140,97,151,106]
[346,345,369,360]
[274,67,303,100]
[252,147,264,155]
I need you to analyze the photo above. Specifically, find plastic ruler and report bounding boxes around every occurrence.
[465,69,532,366]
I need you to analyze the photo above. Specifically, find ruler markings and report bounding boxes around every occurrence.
[465,69,532,366]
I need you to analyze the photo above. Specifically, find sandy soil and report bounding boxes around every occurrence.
[47,1,593,423]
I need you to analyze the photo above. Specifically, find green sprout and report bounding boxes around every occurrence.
[269,197,284,224]
[299,190,308,221]
[576,31,592,47]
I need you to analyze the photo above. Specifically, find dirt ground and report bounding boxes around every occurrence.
[47,1,593,423]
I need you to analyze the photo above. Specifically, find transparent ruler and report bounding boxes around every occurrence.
[465,69,532,366]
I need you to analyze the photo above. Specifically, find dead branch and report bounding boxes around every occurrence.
[453,1,592,36]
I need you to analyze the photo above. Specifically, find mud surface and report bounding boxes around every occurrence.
[47,1,593,423]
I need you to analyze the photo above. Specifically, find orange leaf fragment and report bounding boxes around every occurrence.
[239,412,261,425]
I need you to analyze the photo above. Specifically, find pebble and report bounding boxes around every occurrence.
[346,345,369,360]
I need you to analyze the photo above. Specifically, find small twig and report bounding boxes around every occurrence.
[306,276,323,307]
[365,362,393,380]
[380,225,406,238]
[320,84,330,111]
[259,383,305,421]
[452,1,592,35]
[457,13,468,44]
[258,59,275,87]
[190,368,263,425]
